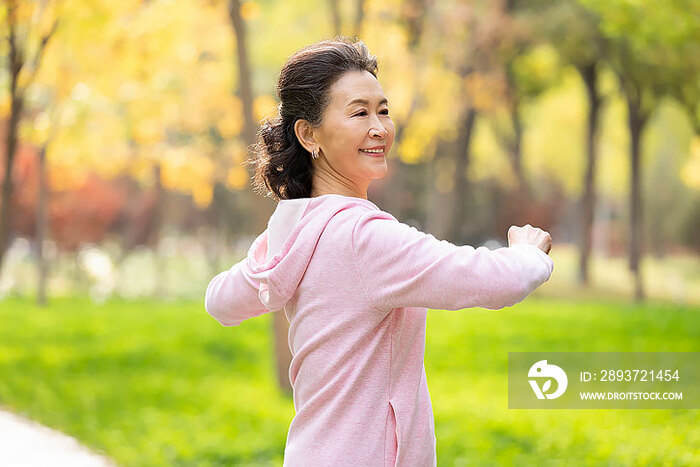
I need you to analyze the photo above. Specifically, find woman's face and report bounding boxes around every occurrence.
[295,70,395,197]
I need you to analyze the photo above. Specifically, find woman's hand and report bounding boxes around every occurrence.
[508,224,552,255]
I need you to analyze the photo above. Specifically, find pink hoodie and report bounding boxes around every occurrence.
[205,193,554,466]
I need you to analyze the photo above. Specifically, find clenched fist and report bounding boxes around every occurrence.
[508,224,552,255]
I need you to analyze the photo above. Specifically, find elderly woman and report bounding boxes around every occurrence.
[205,37,553,467]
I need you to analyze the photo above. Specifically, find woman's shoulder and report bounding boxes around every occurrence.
[334,201,398,225]
[312,200,399,243]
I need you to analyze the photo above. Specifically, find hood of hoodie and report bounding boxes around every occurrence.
[245,194,380,311]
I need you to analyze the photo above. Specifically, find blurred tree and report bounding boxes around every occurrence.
[492,1,543,191]
[524,0,608,285]
[229,0,291,394]
[35,145,47,304]
[228,0,275,242]
[228,0,255,149]
[479,0,567,244]
[369,0,429,219]
[20,0,115,305]
[329,0,341,35]
[10,149,124,254]
[402,0,506,244]
[643,102,698,258]
[0,0,58,279]
[439,0,515,244]
[3,0,291,301]
[2,0,695,309]
[328,0,366,38]
[581,0,700,301]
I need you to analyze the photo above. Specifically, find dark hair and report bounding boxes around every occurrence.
[248,36,379,200]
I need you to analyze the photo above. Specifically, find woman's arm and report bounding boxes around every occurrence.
[205,259,271,326]
[351,210,554,312]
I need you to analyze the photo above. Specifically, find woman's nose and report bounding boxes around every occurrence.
[370,117,389,138]
[370,128,385,138]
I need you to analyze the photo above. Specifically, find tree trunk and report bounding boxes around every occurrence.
[226,0,268,211]
[402,0,427,49]
[445,108,477,244]
[507,100,531,227]
[577,62,602,285]
[229,0,256,149]
[0,65,24,277]
[378,0,427,218]
[117,175,139,266]
[36,146,49,306]
[627,96,647,303]
[151,164,164,299]
[204,202,222,280]
[425,140,455,238]
[230,0,289,392]
[0,0,56,280]
[228,0,274,228]
[500,61,531,228]
[329,0,341,36]
[511,106,524,189]
[502,60,526,192]
[353,0,365,38]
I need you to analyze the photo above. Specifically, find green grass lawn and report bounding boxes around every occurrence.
[0,296,698,466]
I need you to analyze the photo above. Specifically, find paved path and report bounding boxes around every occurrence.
[0,409,117,466]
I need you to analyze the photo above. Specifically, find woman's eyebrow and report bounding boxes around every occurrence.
[346,97,389,107]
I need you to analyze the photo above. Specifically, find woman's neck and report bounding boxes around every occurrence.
[310,173,368,199]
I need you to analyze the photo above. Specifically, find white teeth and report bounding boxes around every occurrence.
[360,149,384,153]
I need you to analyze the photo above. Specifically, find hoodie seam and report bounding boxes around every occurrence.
[350,211,384,314]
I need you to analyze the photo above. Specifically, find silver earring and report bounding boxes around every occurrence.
[312,148,319,160]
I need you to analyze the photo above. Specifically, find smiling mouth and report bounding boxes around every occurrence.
[359,148,385,156]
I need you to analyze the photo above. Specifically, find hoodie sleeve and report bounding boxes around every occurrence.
[351,210,554,312]
[204,259,271,326]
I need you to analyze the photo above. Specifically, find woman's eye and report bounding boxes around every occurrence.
[354,110,390,117]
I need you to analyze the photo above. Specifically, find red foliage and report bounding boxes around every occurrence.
[2,145,127,252]
[50,173,126,251]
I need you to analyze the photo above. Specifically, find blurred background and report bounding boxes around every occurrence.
[0,0,698,466]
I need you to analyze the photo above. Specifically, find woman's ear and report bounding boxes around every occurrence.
[294,119,317,153]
